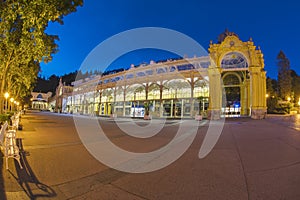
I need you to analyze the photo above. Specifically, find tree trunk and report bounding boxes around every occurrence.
[0,52,14,114]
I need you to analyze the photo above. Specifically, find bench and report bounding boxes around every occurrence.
[0,122,8,147]
[7,113,20,138]
[0,121,23,170]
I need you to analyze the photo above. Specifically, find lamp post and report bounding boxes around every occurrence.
[10,97,14,112]
[298,98,300,114]
[133,92,136,117]
[16,102,20,111]
[14,101,17,111]
[4,92,9,113]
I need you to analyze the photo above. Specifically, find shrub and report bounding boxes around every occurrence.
[0,113,14,125]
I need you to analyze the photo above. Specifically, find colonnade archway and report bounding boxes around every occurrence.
[208,31,267,119]
[222,72,249,117]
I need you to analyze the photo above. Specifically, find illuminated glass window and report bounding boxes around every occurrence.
[136,72,146,77]
[157,68,167,74]
[146,70,153,75]
[221,52,248,69]
[126,74,134,79]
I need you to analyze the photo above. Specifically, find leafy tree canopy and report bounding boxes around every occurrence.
[0,0,83,113]
[34,71,77,95]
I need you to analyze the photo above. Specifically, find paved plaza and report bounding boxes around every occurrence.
[1,111,300,199]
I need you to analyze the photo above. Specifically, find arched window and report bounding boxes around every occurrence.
[221,52,248,69]
[223,74,241,86]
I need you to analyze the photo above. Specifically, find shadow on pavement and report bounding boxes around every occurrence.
[8,138,56,199]
[0,151,7,200]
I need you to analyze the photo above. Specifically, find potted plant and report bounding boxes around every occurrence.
[195,113,202,121]
[144,101,151,120]
[110,103,117,118]
[195,96,205,121]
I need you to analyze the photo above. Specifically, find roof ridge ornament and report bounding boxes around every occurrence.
[217,29,239,44]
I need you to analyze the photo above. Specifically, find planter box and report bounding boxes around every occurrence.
[290,110,298,115]
[144,115,152,120]
[110,113,117,118]
[195,114,202,121]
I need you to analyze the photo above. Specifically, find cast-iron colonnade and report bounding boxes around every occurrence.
[57,31,267,119]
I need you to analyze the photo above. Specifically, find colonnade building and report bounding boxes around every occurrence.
[31,92,52,110]
[58,31,267,119]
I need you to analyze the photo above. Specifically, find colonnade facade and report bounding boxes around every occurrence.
[67,57,210,118]
[59,32,267,120]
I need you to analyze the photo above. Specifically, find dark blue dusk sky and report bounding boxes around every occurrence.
[41,0,300,79]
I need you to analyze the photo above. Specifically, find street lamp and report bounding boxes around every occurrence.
[133,92,136,117]
[10,97,14,111]
[4,92,9,113]
[297,98,300,114]
[13,101,17,111]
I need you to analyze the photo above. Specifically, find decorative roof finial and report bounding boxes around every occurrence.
[225,28,229,34]
[218,28,239,44]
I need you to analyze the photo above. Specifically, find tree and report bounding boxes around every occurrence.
[33,71,77,96]
[291,70,300,103]
[277,50,292,100]
[266,77,278,113]
[0,0,83,113]
[266,77,277,97]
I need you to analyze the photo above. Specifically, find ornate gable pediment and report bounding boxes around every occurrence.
[219,35,244,49]
[209,31,264,69]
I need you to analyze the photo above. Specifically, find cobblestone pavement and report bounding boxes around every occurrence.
[1,111,300,200]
